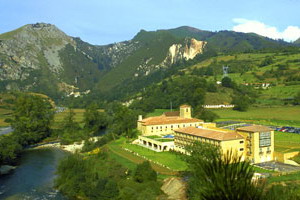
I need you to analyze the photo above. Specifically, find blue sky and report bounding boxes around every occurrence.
[0,0,299,44]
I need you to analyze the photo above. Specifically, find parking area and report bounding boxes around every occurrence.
[276,126,300,134]
[255,161,300,172]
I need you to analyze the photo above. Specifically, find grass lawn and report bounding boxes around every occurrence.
[53,109,86,128]
[123,143,187,171]
[251,165,274,173]
[267,171,300,184]
[291,153,300,164]
[212,106,300,127]
[106,138,178,175]
[0,108,12,127]
[106,147,138,171]
[146,109,171,117]
[274,131,300,153]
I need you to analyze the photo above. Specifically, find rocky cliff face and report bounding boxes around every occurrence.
[0,23,207,98]
[165,38,206,65]
[0,23,74,80]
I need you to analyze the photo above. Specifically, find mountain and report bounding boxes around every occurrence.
[167,26,290,52]
[95,29,207,92]
[0,23,102,99]
[0,23,294,101]
[0,23,145,99]
[294,37,300,45]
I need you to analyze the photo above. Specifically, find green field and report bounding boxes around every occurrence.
[0,108,12,127]
[146,109,171,117]
[274,132,300,153]
[123,143,187,171]
[106,138,178,175]
[185,51,300,106]
[267,171,300,184]
[212,106,300,127]
[211,106,300,152]
[53,109,86,128]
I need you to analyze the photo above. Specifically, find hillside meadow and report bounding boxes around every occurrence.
[212,106,300,127]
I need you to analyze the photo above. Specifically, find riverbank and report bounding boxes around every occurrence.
[0,148,67,199]
[33,141,84,153]
[32,136,101,153]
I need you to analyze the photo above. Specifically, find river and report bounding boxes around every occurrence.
[0,127,13,136]
[0,148,68,200]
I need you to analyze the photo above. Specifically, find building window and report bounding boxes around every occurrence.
[259,132,271,147]
[156,127,158,129]
[183,125,185,127]
[152,127,154,130]
[240,140,244,144]
[239,148,244,151]
[186,108,188,112]
[178,125,180,128]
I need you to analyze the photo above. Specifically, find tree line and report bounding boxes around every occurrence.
[0,94,141,166]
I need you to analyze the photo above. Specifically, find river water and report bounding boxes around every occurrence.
[0,127,13,136]
[0,148,67,200]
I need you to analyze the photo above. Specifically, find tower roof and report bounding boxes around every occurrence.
[180,104,191,108]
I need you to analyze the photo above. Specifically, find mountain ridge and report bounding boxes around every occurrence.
[0,22,296,101]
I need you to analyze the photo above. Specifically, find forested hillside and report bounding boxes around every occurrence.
[1,23,296,104]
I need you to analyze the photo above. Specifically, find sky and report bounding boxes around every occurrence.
[0,0,299,45]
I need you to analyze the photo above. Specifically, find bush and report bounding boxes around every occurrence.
[134,161,157,183]
[232,95,251,111]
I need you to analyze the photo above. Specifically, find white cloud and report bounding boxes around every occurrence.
[232,18,300,42]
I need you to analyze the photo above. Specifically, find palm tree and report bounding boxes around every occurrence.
[185,142,264,200]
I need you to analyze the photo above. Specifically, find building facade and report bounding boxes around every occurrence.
[172,125,274,164]
[236,125,274,163]
[137,105,215,136]
[137,136,174,152]
[174,127,246,160]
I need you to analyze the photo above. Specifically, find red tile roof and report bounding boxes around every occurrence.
[236,125,274,132]
[139,116,203,126]
[175,127,244,141]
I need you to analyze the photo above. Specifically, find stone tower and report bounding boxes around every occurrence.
[180,104,191,118]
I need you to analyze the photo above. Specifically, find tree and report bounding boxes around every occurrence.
[194,107,219,122]
[185,142,264,200]
[293,91,300,105]
[232,95,251,111]
[62,109,80,132]
[207,82,218,92]
[190,88,206,108]
[60,109,85,144]
[84,103,108,134]
[11,94,54,145]
[106,103,138,138]
[221,76,234,88]
[0,135,22,165]
[134,161,157,183]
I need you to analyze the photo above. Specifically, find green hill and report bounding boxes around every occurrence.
[294,37,300,45]
[0,23,297,103]
[167,26,291,52]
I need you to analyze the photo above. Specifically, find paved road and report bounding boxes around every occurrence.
[255,161,300,172]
